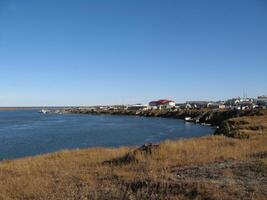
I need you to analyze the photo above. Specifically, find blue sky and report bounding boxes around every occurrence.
[0,0,267,106]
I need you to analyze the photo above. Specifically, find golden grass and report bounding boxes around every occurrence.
[0,135,266,200]
[219,110,267,138]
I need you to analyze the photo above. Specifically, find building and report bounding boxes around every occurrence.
[185,101,210,109]
[257,96,267,107]
[175,103,186,109]
[239,98,255,110]
[207,102,220,109]
[127,104,148,111]
[219,104,227,109]
[149,99,176,110]
[225,97,256,110]
[185,103,193,109]
[225,98,241,107]
[258,95,267,100]
[110,105,128,110]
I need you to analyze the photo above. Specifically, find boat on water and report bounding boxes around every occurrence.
[39,109,49,114]
[185,117,193,122]
[39,109,64,114]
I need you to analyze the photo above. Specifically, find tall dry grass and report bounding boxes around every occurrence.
[0,134,266,200]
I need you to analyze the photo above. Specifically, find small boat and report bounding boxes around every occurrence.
[185,117,192,121]
[201,123,212,126]
[39,109,49,114]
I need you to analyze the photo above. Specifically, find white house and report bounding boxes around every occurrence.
[149,99,176,110]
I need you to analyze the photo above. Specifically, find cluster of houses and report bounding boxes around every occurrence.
[78,96,267,112]
[127,99,176,111]
[127,96,267,111]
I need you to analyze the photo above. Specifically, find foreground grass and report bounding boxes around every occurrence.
[0,135,266,200]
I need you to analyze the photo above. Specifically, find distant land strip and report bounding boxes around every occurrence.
[0,107,73,110]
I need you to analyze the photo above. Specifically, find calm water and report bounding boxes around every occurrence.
[0,110,214,160]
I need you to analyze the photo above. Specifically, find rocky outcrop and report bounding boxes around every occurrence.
[65,108,265,138]
[103,143,160,166]
[214,111,267,138]
[215,119,251,138]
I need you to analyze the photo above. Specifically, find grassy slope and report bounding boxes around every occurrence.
[0,111,266,200]
[217,110,267,138]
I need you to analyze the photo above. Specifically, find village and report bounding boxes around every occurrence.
[77,95,267,112]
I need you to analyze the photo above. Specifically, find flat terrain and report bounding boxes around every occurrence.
[0,110,266,200]
[0,107,19,110]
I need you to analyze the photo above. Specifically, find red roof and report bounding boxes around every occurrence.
[158,99,174,104]
[150,99,174,105]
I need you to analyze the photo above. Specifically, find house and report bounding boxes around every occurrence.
[225,97,256,109]
[207,102,220,109]
[215,101,228,109]
[127,104,148,111]
[257,96,267,107]
[185,101,209,109]
[108,105,128,110]
[185,103,193,109]
[239,98,255,110]
[225,98,241,107]
[219,104,227,109]
[175,103,186,109]
[149,99,176,110]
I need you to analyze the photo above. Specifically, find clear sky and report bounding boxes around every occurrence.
[0,0,267,106]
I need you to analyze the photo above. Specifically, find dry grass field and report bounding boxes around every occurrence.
[218,110,267,138]
[0,111,266,200]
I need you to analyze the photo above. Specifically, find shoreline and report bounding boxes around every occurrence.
[0,109,266,199]
[64,108,264,138]
[0,110,215,161]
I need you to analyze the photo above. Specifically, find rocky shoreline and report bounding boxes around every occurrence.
[64,108,264,138]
